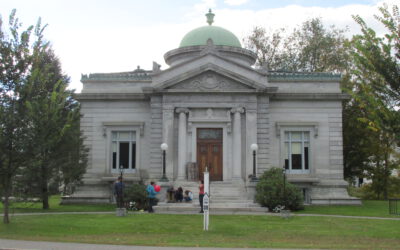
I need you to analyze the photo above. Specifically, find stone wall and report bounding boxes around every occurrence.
[80,99,151,177]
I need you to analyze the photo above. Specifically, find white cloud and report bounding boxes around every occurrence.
[194,0,217,12]
[224,0,249,6]
[49,0,396,92]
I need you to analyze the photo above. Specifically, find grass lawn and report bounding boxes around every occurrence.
[297,200,399,218]
[3,196,398,218]
[1,195,115,213]
[0,213,399,249]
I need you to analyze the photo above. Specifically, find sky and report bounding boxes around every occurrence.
[1,0,397,92]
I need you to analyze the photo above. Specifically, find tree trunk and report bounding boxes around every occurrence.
[41,164,49,210]
[375,159,381,199]
[42,192,49,209]
[3,185,10,224]
[383,147,390,200]
[3,137,14,224]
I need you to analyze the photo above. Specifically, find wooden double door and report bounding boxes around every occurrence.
[197,128,223,181]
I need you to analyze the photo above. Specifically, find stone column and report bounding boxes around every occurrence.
[231,107,244,180]
[176,108,189,180]
[162,106,174,180]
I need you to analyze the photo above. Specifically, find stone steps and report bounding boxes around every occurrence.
[154,181,264,213]
[154,202,267,213]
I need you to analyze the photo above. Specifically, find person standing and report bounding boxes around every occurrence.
[114,176,125,208]
[146,181,157,213]
[199,180,204,213]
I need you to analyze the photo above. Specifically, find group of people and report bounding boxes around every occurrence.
[114,177,205,213]
[167,186,194,202]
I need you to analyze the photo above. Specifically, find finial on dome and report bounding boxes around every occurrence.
[206,9,215,25]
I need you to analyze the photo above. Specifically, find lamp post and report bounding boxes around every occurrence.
[160,143,169,182]
[282,167,286,207]
[250,144,258,181]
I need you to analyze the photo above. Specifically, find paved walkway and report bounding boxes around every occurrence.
[0,239,307,250]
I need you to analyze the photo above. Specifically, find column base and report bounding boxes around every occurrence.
[250,176,258,182]
[159,175,169,182]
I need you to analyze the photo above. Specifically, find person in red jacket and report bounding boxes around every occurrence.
[199,180,204,213]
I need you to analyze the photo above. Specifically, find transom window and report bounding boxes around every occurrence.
[284,131,310,173]
[112,131,136,171]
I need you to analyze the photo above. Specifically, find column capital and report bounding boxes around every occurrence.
[175,107,190,114]
[231,107,244,114]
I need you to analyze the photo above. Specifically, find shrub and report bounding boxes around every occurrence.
[125,183,148,210]
[255,167,304,211]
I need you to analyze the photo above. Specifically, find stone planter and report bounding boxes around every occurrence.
[280,209,291,219]
[116,208,127,216]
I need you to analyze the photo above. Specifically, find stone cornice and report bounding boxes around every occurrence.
[74,93,147,100]
[143,86,277,95]
[267,71,341,82]
[164,45,257,67]
[271,93,350,100]
[81,68,152,83]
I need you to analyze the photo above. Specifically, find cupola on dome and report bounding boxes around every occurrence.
[179,10,241,48]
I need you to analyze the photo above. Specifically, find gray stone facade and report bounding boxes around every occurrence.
[63,26,359,206]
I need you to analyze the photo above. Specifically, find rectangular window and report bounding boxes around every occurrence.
[111,131,136,171]
[119,142,129,169]
[284,131,310,173]
[112,142,117,169]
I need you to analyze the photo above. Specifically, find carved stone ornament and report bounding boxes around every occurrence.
[173,73,248,91]
[230,107,245,114]
[206,108,213,118]
[175,108,190,114]
[199,38,219,56]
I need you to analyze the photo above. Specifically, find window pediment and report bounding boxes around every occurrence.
[276,122,319,137]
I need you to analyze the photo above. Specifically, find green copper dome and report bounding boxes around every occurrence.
[179,10,241,48]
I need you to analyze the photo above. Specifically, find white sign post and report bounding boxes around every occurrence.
[203,193,209,230]
[204,170,209,195]
[203,170,210,231]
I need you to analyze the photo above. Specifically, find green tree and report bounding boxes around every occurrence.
[348,4,400,198]
[244,18,350,72]
[22,47,87,209]
[0,9,45,223]
[57,105,88,196]
[244,27,285,69]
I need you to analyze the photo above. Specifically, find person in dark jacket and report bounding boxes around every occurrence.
[175,187,184,202]
[114,176,125,208]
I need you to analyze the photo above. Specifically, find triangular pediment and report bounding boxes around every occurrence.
[167,71,253,91]
[152,60,268,92]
